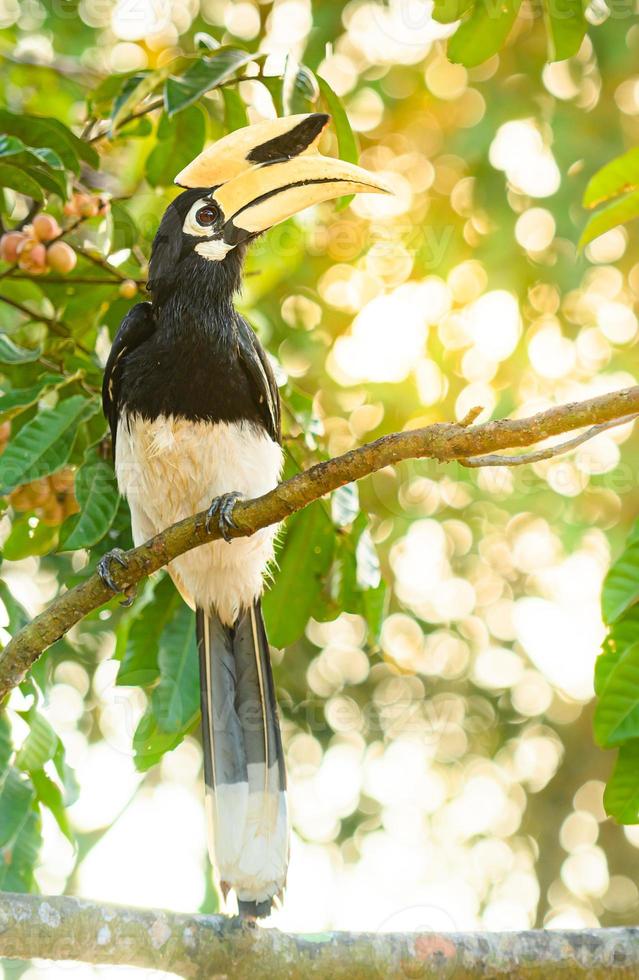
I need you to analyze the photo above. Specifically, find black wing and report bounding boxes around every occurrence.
[102,302,156,454]
[236,315,281,445]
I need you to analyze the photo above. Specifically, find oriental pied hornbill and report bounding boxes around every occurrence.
[100,113,388,918]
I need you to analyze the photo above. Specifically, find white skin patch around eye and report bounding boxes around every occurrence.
[182,199,220,238]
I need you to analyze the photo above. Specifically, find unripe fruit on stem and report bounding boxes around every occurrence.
[50,469,74,494]
[29,478,53,506]
[40,498,64,527]
[9,487,36,512]
[119,279,138,299]
[17,240,47,274]
[0,232,25,263]
[32,214,62,242]
[47,241,77,274]
[63,494,80,518]
[80,199,99,218]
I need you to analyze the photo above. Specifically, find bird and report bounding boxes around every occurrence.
[100,113,388,918]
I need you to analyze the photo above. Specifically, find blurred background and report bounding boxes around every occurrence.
[1,0,639,975]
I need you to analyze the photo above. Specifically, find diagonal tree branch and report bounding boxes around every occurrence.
[0,891,636,978]
[0,384,637,701]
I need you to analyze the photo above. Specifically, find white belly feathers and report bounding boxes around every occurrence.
[115,413,283,625]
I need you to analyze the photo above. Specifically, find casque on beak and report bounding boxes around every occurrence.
[174,112,390,248]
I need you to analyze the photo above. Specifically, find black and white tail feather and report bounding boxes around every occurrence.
[196,601,288,917]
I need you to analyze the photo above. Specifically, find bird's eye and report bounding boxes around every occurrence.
[195,204,219,227]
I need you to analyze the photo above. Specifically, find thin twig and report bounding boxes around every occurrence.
[461,412,639,467]
[1,385,638,701]
[72,245,131,282]
[6,274,143,286]
[87,97,165,144]
[0,293,71,340]
[0,294,94,357]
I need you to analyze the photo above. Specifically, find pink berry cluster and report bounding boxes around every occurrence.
[0,193,109,276]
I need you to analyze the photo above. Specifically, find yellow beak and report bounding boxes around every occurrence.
[175,113,390,245]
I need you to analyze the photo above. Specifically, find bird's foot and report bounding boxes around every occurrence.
[205,491,243,542]
[97,548,137,607]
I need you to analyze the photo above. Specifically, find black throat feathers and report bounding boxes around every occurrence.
[118,246,266,428]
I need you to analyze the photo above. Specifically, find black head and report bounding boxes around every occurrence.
[147,188,246,304]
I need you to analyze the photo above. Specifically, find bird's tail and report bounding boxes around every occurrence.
[196,600,288,918]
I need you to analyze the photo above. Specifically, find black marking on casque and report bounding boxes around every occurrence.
[247,113,329,164]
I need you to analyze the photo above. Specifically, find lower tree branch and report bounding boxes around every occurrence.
[0,384,637,701]
[0,892,636,978]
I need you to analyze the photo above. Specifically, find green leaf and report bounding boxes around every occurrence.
[0,163,44,202]
[263,502,336,648]
[16,712,58,772]
[0,395,100,494]
[111,67,173,133]
[355,526,382,590]
[2,516,59,561]
[598,606,639,697]
[604,740,639,823]
[363,580,387,641]
[60,452,119,551]
[30,769,73,843]
[317,75,358,210]
[602,533,639,624]
[0,136,68,199]
[330,516,386,640]
[0,110,97,171]
[194,32,221,52]
[0,374,67,421]
[544,0,587,61]
[331,483,360,527]
[432,0,474,24]
[0,579,29,633]
[164,48,256,116]
[0,769,34,847]
[317,76,357,166]
[0,136,27,158]
[448,0,523,67]
[222,86,248,132]
[0,712,13,773]
[583,148,639,209]
[579,189,639,250]
[53,740,79,807]
[0,807,42,893]
[152,602,200,733]
[259,76,284,117]
[146,106,206,188]
[90,72,140,116]
[0,335,42,364]
[284,64,319,115]
[24,163,68,201]
[109,201,139,251]
[594,637,639,746]
[133,708,187,772]
[117,576,181,687]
